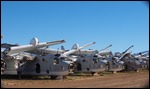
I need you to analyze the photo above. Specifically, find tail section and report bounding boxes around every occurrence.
[61,45,65,50]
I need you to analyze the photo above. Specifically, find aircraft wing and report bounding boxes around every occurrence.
[134,50,149,56]
[1,43,19,48]
[63,42,95,56]
[30,48,65,55]
[73,50,97,55]
[118,51,132,60]
[3,40,65,55]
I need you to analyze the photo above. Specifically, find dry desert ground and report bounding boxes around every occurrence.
[1,70,149,88]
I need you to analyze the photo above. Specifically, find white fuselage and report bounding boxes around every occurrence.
[3,54,71,76]
[73,54,107,73]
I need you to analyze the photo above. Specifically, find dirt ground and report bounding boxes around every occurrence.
[1,70,149,88]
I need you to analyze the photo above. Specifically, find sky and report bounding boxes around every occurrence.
[1,1,149,54]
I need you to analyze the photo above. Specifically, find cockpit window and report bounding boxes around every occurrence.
[93,57,99,63]
[54,57,59,64]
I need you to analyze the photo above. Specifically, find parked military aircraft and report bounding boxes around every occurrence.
[122,50,149,71]
[1,37,65,75]
[28,43,108,76]
[106,45,134,73]
[68,45,112,75]
[2,41,95,79]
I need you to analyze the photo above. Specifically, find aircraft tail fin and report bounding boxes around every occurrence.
[61,45,65,50]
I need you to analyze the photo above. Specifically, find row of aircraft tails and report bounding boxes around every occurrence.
[1,37,149,79]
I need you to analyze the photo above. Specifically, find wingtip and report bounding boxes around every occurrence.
[93,42,96,44]
[131,45,134,47]
[60,40,65,42]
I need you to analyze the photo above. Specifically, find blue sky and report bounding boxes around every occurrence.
[1,1,149,54]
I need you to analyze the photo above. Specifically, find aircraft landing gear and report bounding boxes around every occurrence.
[135,69,139,72]
[112,71,117,73]
[51,75,66,80]
[91,72,96,76]
[17,71,22,79]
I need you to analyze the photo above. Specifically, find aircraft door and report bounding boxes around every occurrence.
[76,62,82,71]
[35,63,41,73]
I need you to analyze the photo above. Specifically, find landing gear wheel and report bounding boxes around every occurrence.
[91,72,96,76]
